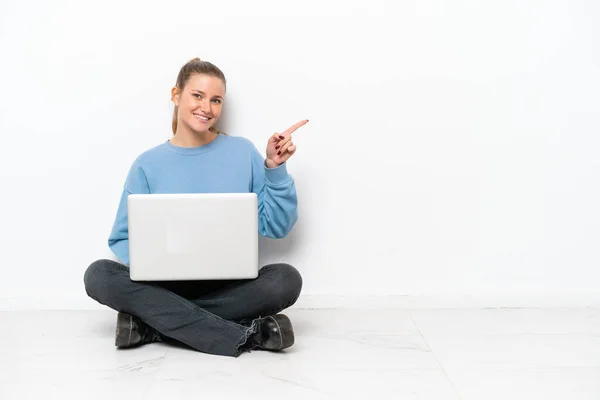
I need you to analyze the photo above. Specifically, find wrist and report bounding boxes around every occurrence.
[265,158,280,169]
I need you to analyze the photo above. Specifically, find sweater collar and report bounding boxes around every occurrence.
[164,133,224,155]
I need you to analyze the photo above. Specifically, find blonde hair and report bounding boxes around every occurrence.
[172,58,227,135]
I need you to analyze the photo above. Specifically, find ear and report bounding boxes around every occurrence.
[171,86,180,106]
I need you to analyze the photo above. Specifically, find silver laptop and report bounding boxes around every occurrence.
[127,193,258,281]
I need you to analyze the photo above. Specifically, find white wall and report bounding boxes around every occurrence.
[1,0,599,309]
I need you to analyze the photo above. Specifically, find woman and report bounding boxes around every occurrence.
[84,58,308,357]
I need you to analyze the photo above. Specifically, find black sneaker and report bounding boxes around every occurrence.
[249,314,295,351]
[115,312,163,348]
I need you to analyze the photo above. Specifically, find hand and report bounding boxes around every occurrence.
[265,119,309,168]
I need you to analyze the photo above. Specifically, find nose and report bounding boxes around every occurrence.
[200,98,212,114]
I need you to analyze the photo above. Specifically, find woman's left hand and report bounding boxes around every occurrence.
[265,119,308,168]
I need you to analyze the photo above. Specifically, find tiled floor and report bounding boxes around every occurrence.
[2,308,600,399]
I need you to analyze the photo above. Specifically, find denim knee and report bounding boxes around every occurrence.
[280,263,303,298]
[264,263,303,306]
[83,259,120,300]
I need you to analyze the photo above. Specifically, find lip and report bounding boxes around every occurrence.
[193,113,211,122]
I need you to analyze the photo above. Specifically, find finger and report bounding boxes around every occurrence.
[275,135,292,151]
[280,144,296,162]
[277,147,293,163]
[282,119,309,136]
[269,132,281,143]
[278,140,294,155]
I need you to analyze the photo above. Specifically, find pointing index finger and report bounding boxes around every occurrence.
[283,119,309,136]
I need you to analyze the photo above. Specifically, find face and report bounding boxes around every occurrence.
[172,73,225,135]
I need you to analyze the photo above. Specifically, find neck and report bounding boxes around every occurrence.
[170,126,218,147]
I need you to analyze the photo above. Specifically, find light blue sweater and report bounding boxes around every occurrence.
[108,134,298,265]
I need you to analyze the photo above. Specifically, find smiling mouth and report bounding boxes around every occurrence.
[193,113,211,122]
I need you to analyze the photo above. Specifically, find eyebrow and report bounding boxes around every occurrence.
[192,90,223,99]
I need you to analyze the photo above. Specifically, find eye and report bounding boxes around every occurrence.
[212,99,222,104]
[192,93,201,99]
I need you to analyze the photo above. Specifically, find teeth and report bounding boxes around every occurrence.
[193,113,209,121]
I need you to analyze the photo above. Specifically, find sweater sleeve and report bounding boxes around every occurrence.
[108,161,151,265]
[250,145,298,238]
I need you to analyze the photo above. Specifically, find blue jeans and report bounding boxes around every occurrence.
[83,259,302,357]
